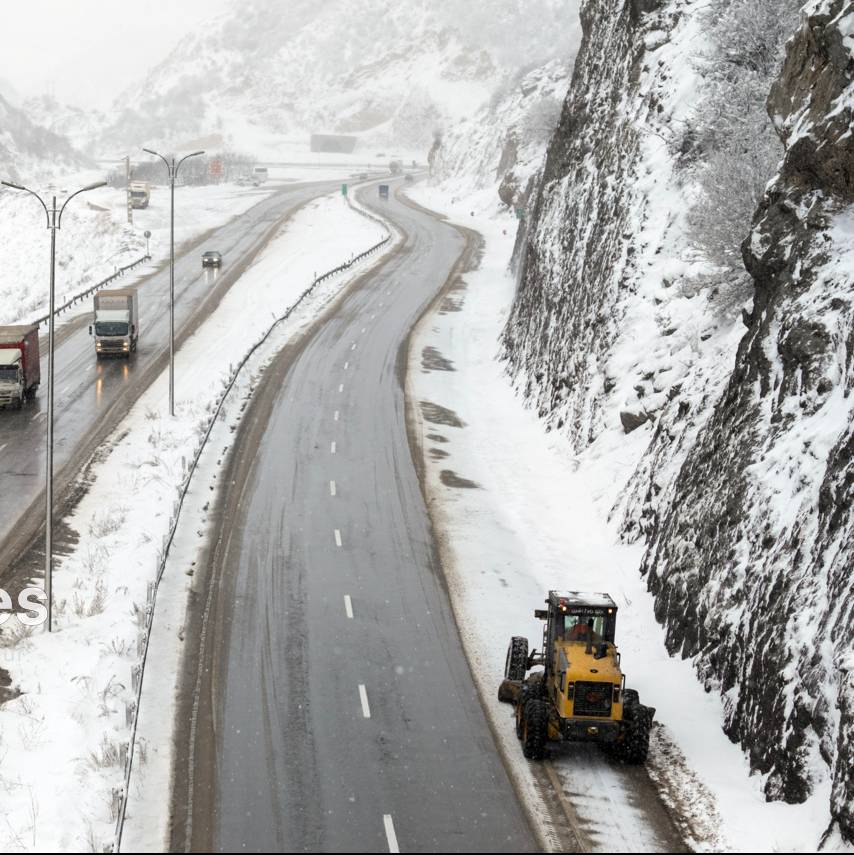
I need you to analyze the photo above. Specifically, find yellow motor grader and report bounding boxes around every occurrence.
[498,591,654,762]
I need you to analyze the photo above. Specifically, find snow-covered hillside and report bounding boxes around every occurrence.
[0,92,89,180]
[22,95,108,157]
[97,0,574,157]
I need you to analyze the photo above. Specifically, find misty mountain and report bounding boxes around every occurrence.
[0,92,90,180]
[98,0,573,155]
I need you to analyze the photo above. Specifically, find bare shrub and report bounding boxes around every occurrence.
[685,0,801,269]
[0,620,37,649]
[73,579,108,618]
[88,733,124,769]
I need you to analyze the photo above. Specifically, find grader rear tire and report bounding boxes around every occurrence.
[620,705,652,764]
[504,636,529,681]
[522,699,549,760]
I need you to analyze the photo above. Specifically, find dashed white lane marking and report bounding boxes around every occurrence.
[334,529,342,547]
[331,441,337,454]
[334,410,340,421]
[344,361,349,370]
[338,383,344,393]
[361,327,366,333]
[351,343,357,351]
[330,480,337,497]
[344,595,353,619]
[0,443,6,454]
[359,684,371,719]
[383,815,400,853]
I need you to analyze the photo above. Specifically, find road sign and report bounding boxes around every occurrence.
[342,183,348,196]
[515,206,525,220]
[210,159,223,179]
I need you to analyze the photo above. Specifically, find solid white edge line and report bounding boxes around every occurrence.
[359,684,371,719]
[334,528,342,547]
[383,815,399,853]
[344,594,353,619]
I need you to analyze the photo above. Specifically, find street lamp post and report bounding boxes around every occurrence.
[141,148,204,417]
[1,179,107,632]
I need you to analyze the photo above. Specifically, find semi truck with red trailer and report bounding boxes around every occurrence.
[0,325,41,409]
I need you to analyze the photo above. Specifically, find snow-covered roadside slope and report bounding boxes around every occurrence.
[405,187,845,852]
[0,193,388,852]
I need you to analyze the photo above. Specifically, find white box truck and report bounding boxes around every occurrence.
[91,289,139,358]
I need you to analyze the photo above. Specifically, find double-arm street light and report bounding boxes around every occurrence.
[1,178,107,632]
[141,148,205,417]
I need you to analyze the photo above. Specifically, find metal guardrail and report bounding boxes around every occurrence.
[30,254,151,329]
[113,226,391,852]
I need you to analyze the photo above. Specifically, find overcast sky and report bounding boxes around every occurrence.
[0,0,232,109]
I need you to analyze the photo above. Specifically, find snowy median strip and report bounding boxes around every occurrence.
[0,192,393,853]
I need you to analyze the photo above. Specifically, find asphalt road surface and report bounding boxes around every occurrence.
[175,182,538,852]
[0,179,339,587]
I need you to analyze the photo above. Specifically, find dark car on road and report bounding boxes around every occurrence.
[202,251,222,268]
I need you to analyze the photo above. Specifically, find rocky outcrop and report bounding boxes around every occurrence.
[502,0,700,447]
[643,0,854,837]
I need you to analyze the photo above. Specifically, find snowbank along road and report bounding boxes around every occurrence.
[172,180,538,852]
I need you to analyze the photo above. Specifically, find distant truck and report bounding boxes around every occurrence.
[129,181,151,209]
[91,289,139,358]
[378,184,390,200]
[0,325,40,409]
[253,167,269,183]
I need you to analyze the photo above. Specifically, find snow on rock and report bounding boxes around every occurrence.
[501,0,854,842]
[428,57,575,210]
[644,0,854,837]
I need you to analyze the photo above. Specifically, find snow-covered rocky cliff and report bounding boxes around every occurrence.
[502,0,853,840]
[644,0,854,838]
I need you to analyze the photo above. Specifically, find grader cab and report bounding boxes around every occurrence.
[498,591,654,763]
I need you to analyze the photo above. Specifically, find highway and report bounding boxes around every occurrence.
[173,182,537,852]
[0,179,340,588]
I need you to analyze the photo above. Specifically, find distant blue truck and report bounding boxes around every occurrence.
[378,184,389,200]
